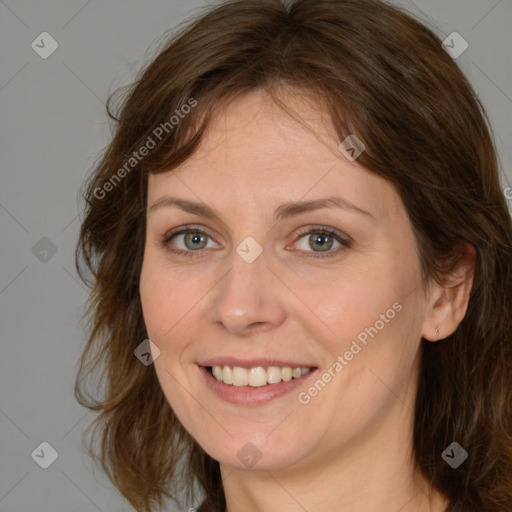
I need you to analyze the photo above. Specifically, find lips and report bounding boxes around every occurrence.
[196,356,317,405]
[198,363,318,406]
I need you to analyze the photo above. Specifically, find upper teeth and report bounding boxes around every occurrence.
[211,365,311,387]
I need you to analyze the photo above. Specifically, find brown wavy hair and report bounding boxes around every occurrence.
[74,0,512,511]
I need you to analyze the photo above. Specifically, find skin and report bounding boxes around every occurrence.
[139,88,473,512]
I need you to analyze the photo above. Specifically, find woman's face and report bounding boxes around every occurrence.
[139,88,431,472]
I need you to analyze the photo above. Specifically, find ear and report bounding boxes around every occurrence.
[421,242,476,342]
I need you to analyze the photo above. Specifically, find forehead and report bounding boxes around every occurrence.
[147,88,401,221]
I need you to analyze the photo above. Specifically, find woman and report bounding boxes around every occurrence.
[74,0,512,511]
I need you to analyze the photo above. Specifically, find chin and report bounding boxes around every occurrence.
[198,431,312,472]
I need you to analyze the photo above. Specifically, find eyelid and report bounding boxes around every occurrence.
[294,225,351,245]
[161,224,351,258]
[162,224,218,243]
[162,224,349,243]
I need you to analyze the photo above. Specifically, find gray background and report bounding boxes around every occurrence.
[1,1,511,511]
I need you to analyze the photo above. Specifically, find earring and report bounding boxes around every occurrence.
[435,327,440,339]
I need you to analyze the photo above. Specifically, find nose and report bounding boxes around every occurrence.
[207,247,287,337]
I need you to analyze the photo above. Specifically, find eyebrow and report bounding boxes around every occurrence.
[148,195,375,222]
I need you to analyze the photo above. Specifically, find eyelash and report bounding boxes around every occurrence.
[160,224,351,259]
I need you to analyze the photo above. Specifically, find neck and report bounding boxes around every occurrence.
[220,453,448,512]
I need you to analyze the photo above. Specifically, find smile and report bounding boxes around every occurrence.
[208,365,312,386]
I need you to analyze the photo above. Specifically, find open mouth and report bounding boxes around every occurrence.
[206,365,316,387]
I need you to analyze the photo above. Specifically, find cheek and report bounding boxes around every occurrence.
[292,258,407,349]
[139,258,204,430]
[138,230,203,362]
[139,255,198,345]
[294,255,422,406]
